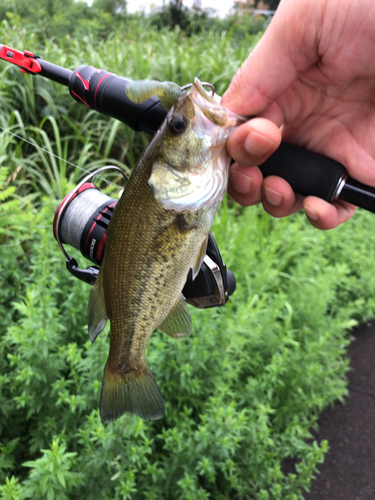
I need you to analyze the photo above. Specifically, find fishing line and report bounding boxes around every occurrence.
[0,125,125,190]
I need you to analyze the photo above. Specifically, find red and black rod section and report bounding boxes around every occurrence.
[67,65,166,135]
[2,43,375,213]
[0,44,165,134]
[0,44,72,84]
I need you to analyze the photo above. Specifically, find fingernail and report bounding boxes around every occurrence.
[244,131,276,157]
[231,170,252,194]
[264,186,282,207]
[305,206,319,221]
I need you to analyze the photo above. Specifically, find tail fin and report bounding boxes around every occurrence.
[100,361,165,423]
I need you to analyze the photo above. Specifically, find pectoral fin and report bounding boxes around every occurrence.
[158,295,192,338]
[87,270,108,343]
[192,234,208,280]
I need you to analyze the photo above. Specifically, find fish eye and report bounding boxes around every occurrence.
[168,114,187,135]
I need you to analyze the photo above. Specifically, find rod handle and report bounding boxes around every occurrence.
[259,141,347,202]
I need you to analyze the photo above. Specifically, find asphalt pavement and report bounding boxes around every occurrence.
[303,322,375,500]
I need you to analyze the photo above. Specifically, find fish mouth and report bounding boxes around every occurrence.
[192,78,219,105]
[191,78,247,126]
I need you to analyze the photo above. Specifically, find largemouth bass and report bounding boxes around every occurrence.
[88,78,243,423]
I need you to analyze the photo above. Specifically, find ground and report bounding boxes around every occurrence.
[304,322,375,500]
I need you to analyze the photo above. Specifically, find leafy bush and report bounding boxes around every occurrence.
[149,0,265,39]
[0,0,265,43]
[2,187,375,498]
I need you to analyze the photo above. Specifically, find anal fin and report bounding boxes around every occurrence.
[158,294,192,338]
[87,269,108,343]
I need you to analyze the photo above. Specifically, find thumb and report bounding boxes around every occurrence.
[221,0,322,116]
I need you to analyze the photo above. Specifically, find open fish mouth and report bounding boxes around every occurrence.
[148,78,244,213]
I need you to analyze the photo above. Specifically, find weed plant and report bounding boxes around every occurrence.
[1,17,375,500]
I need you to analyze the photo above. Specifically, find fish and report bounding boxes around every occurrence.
[87,77,243,423]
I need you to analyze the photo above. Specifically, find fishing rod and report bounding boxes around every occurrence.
[2,44,375,304]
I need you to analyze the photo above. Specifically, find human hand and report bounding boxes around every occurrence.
[222,0,375,229]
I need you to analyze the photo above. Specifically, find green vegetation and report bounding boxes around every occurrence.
[0,7,374,500]
[0,0,267,42]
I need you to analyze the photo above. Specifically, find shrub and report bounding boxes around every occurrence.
[1,191,375,498]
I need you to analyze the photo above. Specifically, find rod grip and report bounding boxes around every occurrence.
[259,141,347,202]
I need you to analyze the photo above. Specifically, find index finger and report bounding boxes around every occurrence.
[221,0,322,116]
